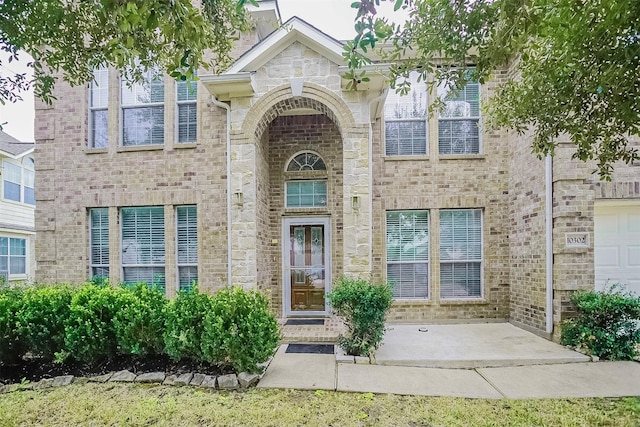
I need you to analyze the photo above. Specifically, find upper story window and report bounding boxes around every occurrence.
[89,68,108,149]
[285,152,328,208]
[177,79,197,143]
[384,71,427,156]
[437,73,481,155]
[121,69,164,146]
[2,157,35,205]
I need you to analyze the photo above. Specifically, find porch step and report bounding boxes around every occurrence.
[279,317,344,344]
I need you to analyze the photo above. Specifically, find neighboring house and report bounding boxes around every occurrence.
[33,2,639,339]
[0,130,36,284]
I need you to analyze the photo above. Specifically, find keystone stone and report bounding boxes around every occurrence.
[190,373,206,386]
[135,372,165,384]
[174,373,194,386]
[52,376,74,387]
[201,375,217,389]
[237,372,260,388]
[110,370,136,382]
[163,375,177,386]
[89,373,113,383]
[217,374,239,390]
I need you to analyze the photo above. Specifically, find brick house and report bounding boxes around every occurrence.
[34,2,639,339]
[1,131,36,283]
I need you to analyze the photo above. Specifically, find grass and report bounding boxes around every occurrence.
[0,384,639,426]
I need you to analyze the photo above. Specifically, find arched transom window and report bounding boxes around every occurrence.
[286,152,326,171]
[285,152,327,208]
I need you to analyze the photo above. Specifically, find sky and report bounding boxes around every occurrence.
[0,0,403,142]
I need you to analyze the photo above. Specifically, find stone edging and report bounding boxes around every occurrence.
[0,359,272,395]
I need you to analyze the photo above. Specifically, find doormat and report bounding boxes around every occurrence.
[286,344,335,355]
[284,319,325,326]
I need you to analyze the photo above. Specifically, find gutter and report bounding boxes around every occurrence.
[545,154,553,334]
[211,96,233,287]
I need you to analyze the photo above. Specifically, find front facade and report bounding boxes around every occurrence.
[33,5,640,338]
[0,131,36,284]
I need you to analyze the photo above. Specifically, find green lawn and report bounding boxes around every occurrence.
[0,384,638,426]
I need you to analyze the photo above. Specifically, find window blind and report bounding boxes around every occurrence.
[122,207,165,290]
[90,208,109,278]
[384,71,428,156]
[440,209,482,299]
[177,205,198,291]
[386,210,429,298]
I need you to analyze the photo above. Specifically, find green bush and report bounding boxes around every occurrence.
[0,287,24,364]
[561,286,640,360]
[15,284,73,361]
[201,287,280,373]
[164,287,213,361]
[327,277,393,357]
[62,285,126,362]
[113,283,168,356]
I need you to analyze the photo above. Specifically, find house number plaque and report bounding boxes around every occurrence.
[565,232,589,248]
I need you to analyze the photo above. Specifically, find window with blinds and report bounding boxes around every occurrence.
[90,208,110,279]
[384,72,428,156]
[0,237,26,276]
[176,205,197,291]
[2,158,34,205]
[121,207,165,290]
[121,69,164,146]
[439,209,483,299]
[177,78,197,143]
[89,68,108,148]
[386,211,429,299]
[437,74,481,154]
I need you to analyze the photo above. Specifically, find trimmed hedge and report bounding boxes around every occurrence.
[561,286,640,360]
[0,283,280,372]
[327,277,393,357]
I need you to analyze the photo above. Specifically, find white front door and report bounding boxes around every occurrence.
[282,217,331,316]
[594,203,640,295]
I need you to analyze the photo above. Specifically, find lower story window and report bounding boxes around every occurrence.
[439,209,483,299]
[121,206,165,290]
[0,237,26,276]
[386,210,430,298]
[90,208,110,279]
[286,180,327,208]
[176,205,198,291]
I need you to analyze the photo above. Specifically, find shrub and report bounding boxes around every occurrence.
[327,277,393,357]
[201,287,280,373]
[164,287,213,361]
[0,286,24,364]
[113,283,168,356]
[62,284,126,362]
[561,285,640,360]
[15,284,73,361]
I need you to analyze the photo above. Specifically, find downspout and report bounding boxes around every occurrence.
[211,96,232,287]
[545,154,553,334]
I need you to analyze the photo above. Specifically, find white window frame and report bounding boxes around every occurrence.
[176,205,198,291]
[437,73,482,155]
[285,179,328,208]
[383,71,428,156]
[176,79,197,143]
[439,208,484,300]
[120,69,165,146]
[2,158,35,206]
[121,206,166,290]
[89,67,109,149]
[0,236,27,278]
[89,208,109,279]
[385,210,430,299]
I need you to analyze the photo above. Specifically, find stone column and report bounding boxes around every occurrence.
[342,126,372,278]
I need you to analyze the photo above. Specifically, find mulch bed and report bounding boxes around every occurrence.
[0,355,232,385]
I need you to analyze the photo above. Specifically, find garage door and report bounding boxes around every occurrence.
[594,204,640,296]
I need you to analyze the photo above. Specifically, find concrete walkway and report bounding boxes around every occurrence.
[257,323,640,399]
